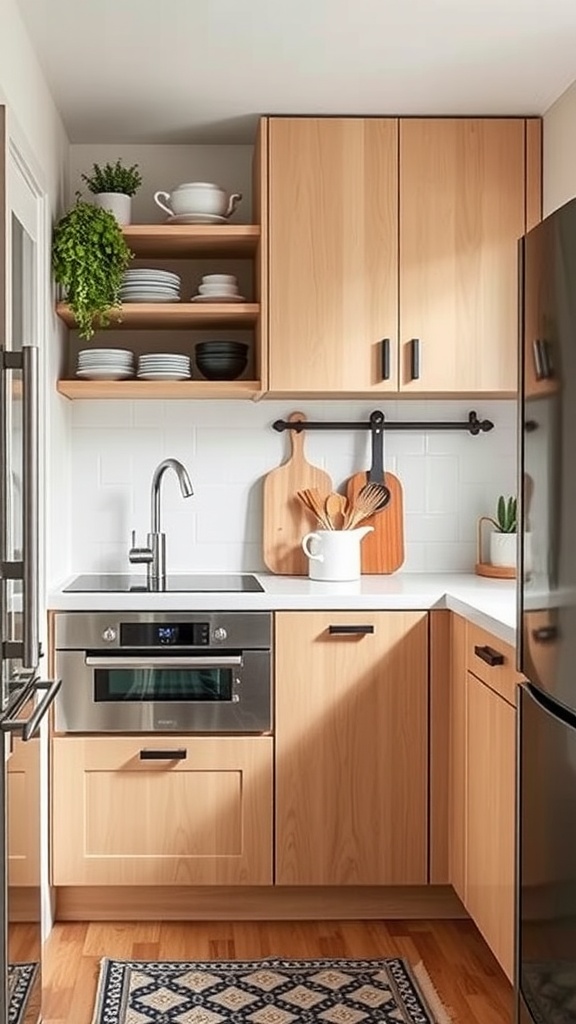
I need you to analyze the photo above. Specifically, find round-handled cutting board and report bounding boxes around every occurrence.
[263,412,332,575]
[345,414,405,574]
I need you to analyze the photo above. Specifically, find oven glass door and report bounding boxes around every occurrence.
[88,653,241,703]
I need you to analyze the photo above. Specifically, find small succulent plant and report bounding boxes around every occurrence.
[491,495,517,534]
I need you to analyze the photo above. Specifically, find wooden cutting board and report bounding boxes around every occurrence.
[263,412,332,575]
[345,416,405,573]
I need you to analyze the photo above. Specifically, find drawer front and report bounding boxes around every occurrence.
[466,623,523,706]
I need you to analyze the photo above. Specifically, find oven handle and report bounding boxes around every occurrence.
[85,655,243,669]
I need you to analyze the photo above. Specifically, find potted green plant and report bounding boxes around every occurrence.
[52,197,133,340]
[488,495,517,568]
[81,159,142,225]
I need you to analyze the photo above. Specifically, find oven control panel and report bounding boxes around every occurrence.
[120,622,211,647]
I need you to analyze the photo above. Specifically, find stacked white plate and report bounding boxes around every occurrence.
[121,269,181,303]
[137,353,191,381]
[76,348,135,381]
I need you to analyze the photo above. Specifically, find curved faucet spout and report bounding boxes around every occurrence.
[151,458,194,534]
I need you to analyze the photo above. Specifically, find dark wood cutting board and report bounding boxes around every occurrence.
[263,412,333,575]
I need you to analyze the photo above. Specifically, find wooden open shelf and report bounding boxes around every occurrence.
[56,302,259,330]
[56,379,262,400]
[123,224,261,258]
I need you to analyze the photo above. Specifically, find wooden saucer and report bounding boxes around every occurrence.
[475,561,516,579]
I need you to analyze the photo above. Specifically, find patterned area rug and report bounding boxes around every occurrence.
[8,963,39,1024]
[91,957,452,1024]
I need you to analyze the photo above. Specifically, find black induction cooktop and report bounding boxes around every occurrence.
[64,574,264,594]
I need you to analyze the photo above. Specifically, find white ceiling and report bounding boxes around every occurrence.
[15,0,576,143]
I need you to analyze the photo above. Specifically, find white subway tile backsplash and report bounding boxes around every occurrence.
[69,398,518,574]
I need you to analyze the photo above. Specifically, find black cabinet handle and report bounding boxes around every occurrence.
[380,338,390,381]
[139,748,187,760]
[328,625,375,636]
[474,644,504,667]
[532,626,558,644]
[410,338,420,380]
[533,339,554,381]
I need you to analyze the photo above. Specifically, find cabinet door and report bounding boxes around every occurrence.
[51,736,273,886]
[400,118,526,394]
[275,611,428,885]
[7,736,40,887]
[466,672,516,981]
[268,117,399,393]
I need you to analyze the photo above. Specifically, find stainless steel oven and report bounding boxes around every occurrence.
[54,611,272,733]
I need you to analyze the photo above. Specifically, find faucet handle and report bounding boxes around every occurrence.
[129,529,153,565]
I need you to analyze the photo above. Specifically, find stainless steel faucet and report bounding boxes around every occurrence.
[129,458,194,586]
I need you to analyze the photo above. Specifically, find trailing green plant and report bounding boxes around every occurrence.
[51,197,133,340]
[81,159,142,196]
[490,495,517,534]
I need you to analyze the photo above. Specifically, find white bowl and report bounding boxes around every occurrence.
[198,283,238,295]
[201,274,238,285]
[154,183,242,218]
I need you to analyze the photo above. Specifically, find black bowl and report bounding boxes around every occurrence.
[196,361,247,381]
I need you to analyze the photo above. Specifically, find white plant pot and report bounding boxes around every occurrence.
[490,532,517,568]
[93,192,132,226]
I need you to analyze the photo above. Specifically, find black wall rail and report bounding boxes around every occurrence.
[272,410,494,436]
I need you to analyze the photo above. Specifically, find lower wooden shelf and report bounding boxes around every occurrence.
[57,379,263,400]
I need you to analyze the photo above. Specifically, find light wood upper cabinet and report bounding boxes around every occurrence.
[399,118,526,394]
[51,736,273,887]
[275,610,428,885]
[265,115,541,397]
[268,117,399,394]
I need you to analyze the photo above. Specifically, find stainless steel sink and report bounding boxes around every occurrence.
[63,574,264,593]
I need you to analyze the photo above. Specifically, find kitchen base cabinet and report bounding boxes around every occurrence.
[466,670,516,983]
[275,610,428,885]
[8,736,40,887]
[449,616,521,983]
[51,736,273,886]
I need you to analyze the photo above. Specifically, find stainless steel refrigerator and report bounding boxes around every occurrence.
[0,106,60,1024]
[518,195,576,1022]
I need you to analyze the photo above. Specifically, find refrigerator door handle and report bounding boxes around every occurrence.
[0,677,61,740]
[22,346,39,670]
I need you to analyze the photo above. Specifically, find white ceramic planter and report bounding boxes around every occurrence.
[490,532,517,568]
[93,192,132,226]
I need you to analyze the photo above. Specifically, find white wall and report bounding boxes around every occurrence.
[68,397,517,577]
[543,78,576,216]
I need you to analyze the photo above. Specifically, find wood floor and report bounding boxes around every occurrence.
[42,918,514,1024]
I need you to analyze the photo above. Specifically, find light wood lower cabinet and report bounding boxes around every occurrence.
[449,615,518,982]
[275,610,428,885]
[7,736,40,887]
[465,670,516,983]
[51,735,273,886]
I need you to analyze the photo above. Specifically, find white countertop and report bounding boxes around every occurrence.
[48,572,517,646]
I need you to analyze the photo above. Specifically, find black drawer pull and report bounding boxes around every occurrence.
[139,749,187,761]
[328,625,375,636]
[380,338,391,381]
[474,645,504,667]
[410,338,420,380]
[532,626,558,644]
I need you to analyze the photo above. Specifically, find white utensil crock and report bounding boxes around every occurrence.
[93,192,132,225]
[301,527,373,581]
[154,183,242,219]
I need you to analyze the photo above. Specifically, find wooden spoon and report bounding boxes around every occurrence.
[325,493,343,530]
